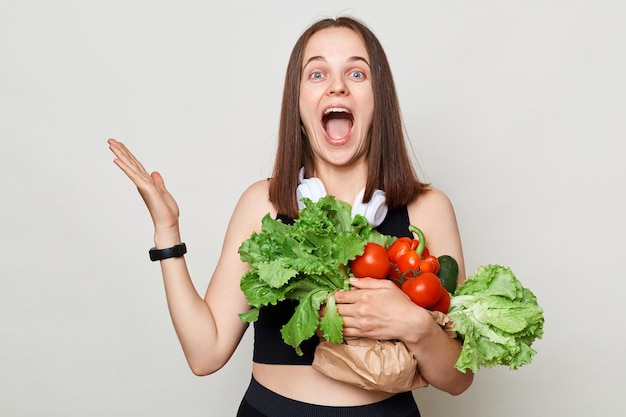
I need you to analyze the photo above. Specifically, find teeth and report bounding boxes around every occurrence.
[324,107,349,115]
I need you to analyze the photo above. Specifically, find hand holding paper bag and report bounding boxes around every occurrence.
[312,311,456,393]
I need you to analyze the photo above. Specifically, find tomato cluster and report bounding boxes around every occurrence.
[400,272,450,313]
[387,237,441,278]
[349,229,452,314]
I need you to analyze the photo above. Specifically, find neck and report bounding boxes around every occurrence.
[312,163,368,204]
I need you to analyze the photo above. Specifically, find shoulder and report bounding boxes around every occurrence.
[230,179,277,232]
[239,178,272,204]
[406,186,465,278]
[407,186,456,221]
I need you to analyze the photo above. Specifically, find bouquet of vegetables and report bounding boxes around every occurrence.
[238,195,390,355]
[238,196,544,375]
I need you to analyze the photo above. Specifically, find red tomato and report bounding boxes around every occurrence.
[351,243,390,279]
[401,272,443,308]
[431,288,451,313]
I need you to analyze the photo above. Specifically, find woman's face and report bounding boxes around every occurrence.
[299,27,374,170]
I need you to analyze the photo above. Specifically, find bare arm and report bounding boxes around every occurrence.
[334,187,473,395]
[108,139,272,375]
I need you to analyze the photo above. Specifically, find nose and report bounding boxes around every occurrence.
[327,75,347,96]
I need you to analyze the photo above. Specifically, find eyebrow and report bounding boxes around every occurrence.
[302,55,371,69]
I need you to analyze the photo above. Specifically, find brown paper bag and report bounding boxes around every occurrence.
[313,337,427,392]
[430,310,457,339]
[311,311,457,393]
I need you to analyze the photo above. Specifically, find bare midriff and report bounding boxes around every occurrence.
[252,362,396,406]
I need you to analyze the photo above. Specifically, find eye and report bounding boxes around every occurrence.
[310,71,325,80]
[349,70,366,80]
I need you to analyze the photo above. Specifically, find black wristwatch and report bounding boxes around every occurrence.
[149,243,187,261]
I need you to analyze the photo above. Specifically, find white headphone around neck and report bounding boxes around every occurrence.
[296,168,388,227]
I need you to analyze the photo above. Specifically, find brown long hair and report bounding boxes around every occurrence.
[269,16,427,218]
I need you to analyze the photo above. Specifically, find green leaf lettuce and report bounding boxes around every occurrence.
[238,196,388,355]
[448,264,545,373]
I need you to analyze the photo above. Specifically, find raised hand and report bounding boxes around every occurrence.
[108,138,180,233]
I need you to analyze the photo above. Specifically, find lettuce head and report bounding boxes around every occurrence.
[448,264,545,373]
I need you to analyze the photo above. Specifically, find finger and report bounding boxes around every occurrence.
[112,156,151,187]
[115,141,145,171]
[334,288,358,304]
[151,171,168,191]
[335,285,384,304]
[348,277,395,290]
[341,315,378,339]
[109,140,154,185]
[115,146,149,176]
[108,138,133,160]
[335,301,356,318]
[108,139,144,170]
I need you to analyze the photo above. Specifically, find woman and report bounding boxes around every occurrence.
[109,16,473,417]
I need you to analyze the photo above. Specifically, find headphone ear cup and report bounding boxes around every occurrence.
[352,189,388,227]
[296,178,327,210]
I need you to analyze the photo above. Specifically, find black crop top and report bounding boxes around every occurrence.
[252,205,413,365]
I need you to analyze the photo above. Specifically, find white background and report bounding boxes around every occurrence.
[1,0,624,416]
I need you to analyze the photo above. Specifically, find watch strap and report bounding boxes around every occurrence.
[149,243,187,261]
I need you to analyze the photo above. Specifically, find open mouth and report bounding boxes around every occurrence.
[322,107,354,141]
